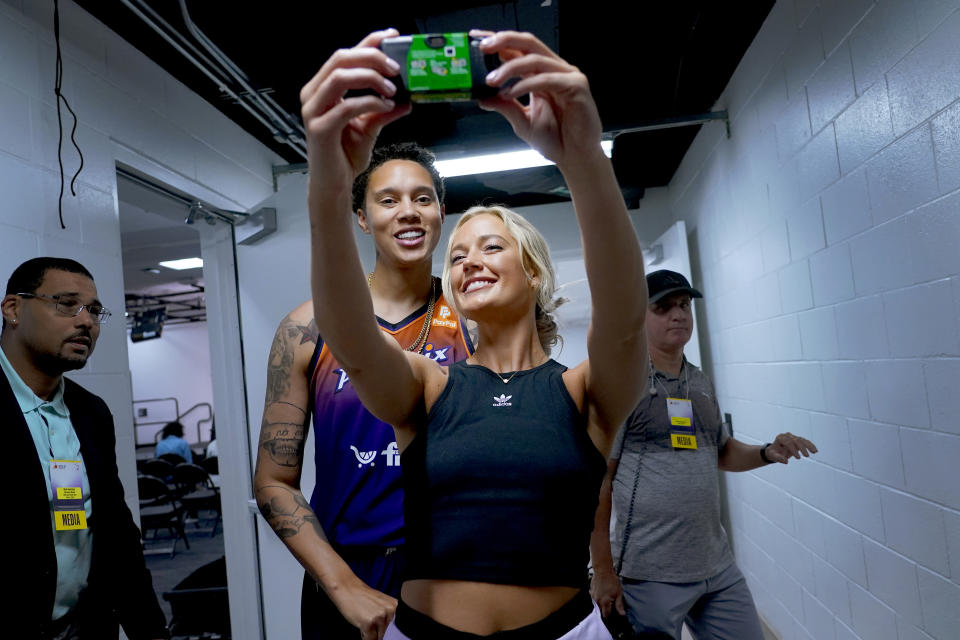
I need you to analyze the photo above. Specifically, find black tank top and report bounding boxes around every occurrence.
[401,359,607,587]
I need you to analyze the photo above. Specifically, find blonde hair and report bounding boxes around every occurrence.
[442,205,564,355]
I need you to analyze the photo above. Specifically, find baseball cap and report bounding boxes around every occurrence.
[646,269,703,304]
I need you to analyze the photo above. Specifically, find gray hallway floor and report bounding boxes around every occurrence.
[143,517,227,635]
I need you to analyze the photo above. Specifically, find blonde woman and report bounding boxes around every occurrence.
[300,28,647,639]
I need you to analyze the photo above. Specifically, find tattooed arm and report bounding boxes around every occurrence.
[253,300,396,637]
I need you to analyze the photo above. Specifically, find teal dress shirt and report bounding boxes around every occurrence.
[0,347,93,620]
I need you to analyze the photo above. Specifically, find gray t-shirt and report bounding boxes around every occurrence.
[610,358,733,582]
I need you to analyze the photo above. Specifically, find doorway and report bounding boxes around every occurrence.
[118,166,236,638]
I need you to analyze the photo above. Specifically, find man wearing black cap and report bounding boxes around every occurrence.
[590,270,817,640]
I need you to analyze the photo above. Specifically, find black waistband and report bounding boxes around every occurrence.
[394,589,593,640]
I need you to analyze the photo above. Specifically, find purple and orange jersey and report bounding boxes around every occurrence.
[307,290,473,548]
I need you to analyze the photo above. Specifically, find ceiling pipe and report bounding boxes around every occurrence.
[178,0,305,146]
[118,0,307,159]
[119,0,284,145]
[605,110,731,139]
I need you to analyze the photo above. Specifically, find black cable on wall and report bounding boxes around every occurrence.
[53,0,84,230]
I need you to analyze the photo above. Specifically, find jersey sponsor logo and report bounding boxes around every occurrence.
[422,343,450,363]
[350,445,377,468]
[432,305,457,328]
[492,393,512,407]
[333,368,350,392]
[381,442,400,466]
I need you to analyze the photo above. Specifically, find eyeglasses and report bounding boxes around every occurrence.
[16,292,112,324]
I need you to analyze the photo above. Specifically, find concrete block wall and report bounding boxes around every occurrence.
[653,1,960,638]
[0,0,280,514]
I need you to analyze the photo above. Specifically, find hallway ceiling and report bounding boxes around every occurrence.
[79,1,774,211]
[118,174,207,325]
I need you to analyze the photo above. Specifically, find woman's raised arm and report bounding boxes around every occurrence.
[477,30,648,435]
[302,29,426,429]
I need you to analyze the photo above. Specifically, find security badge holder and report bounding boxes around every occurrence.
[50,459,87,530]
[666,398,697,449]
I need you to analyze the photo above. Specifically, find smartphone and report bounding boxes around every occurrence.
[380,33,502,103]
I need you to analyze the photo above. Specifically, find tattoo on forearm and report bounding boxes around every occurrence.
[277,401,307,415]
[259,419,306,467]
[256,484,326,540]
[266,321,298,403]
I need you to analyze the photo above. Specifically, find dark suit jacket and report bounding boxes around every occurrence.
[3,365,168,639]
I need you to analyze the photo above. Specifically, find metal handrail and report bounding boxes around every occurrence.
[133,398,214,445]
[134,397,181,446]
[179,402,215,443]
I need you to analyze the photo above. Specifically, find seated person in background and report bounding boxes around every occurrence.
[156,420,193,464]
[205,423,218,459]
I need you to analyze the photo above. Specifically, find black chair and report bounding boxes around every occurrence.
[141,457,176,482]
[200,455,219,476]
[138,474,190,557]
[171,463,222,536]
[163,556,231,638]
[158,452,187,466]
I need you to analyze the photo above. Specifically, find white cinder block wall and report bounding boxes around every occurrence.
[643,1,960,638]
[0,0,279,511]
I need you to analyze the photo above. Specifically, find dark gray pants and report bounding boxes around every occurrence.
[620,563,765,640]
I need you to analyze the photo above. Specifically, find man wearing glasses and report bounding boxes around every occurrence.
[1,257,168,639]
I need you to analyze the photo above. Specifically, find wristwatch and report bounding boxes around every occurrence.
[760,442,773,464]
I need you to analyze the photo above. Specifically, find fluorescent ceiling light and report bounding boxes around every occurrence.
[435,140,614,178]
[159,257,203,270]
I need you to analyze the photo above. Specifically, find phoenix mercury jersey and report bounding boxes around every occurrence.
[307,287,473,548]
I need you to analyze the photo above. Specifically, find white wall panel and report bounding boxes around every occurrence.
[923,359,960,435]
[802,588,838,640]
[909,193,960,283]
[832,469,884,540]
[821,168,872,244]
[633,2,960,636]
[900,429,960,510]
[807,42,856,133]
[818,0,874,56]
[783,12,825,100]
[849,217,917,295]
[809,243,855,305]
[917,567,960,639]
[834,296,885,358]
[863,537,923,627]
[806,412,852,470]
[883,281,960,357]
[847,419,905,488]
[881,488,950,574]
[821,362,870,420]
[848,582,899,640]
[864,125,938,225]
[865,360,929,428]
[813,553,853,624]
[787,196,826,260]
[886,9,960,135]
[848,0,918,96]
[798,307,838,360]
